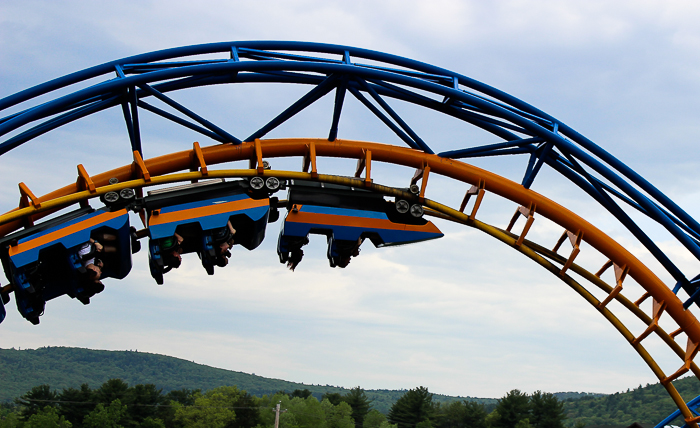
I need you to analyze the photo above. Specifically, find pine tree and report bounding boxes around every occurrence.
[343,387,373,428]
[493,389,530,428]
[387,387,434,428]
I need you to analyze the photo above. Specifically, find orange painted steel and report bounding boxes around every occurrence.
[287,208,443,234]
[149,198,268,227]
[1,137,698,355]
[8,209,126,257]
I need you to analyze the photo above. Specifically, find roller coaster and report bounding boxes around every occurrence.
[0,41,698,427]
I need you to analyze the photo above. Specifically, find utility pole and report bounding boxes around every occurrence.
[274,401,287,428]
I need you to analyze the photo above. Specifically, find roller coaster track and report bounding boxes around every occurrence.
[2,41,699,426]
[0,138,697,425]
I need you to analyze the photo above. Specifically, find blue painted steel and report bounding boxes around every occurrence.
[438,137,543,159]
[138,84,241,144]
[328,75,348,142]
[245,74,338,142]
[138,100,228,142]
[1,41,699,305]
[347,87,420,149]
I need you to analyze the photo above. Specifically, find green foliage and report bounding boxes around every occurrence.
[288,389,313,399]
[16,384,57,419]
[173,390,237,428]
[493,389,530,428]
[323,400,355,428]
[343,387,372,428]
[363,409,388,428]
[140,417,166,428]
[530,391,565,428]
[58,384,94,426]
[488,389,566,428]
[433,400,488,428]
[514,418,533,428]
[24,406,72,428]
[323,392,344,406]
[82,399,126,428]
[0,412,22,428]
[387,387,434,428]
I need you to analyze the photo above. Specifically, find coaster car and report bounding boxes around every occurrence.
[0,206,133,324]
[144,178,279,284]
[277,180,443,269]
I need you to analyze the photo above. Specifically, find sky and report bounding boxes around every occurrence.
[2,0,700,399]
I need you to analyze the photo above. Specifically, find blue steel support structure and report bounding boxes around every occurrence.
[1,41,699,307]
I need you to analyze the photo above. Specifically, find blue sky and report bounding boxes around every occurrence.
[2,0,700,398]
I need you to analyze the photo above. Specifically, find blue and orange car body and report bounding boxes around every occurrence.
[145,180,271,283]
[0,207,133,324]
[278,180,443,267]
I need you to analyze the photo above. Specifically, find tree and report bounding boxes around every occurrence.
[140,417,166,428]
[387,387,434,428]
[173,390,236,428]
[529,391,566,428]
[57,384,95,427]
[128,383,165,424]
[322,400,355,428]
[493,390,530,428]
[433,400,487,428]
[82,399,127,428]
[363,409,388,428]
[463,401,489,428]
[165,388,200,406]
[16,384,58,420]
[343,387,372,428]
[289,389,314,399]
[286,395,326,428]
[323,392,344,406]
[222,386,262,428]
[162,388,200,426]
[0,412,22,428]
[95,379,130,406]
[514,418,533,428]
[24,406,72,428]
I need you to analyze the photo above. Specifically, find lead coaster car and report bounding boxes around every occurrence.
[277,180,444,268]
[144,179,279,284]
[0,206,133,324]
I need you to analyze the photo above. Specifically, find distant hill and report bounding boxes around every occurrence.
[3,346,698,425]
[0,347,495,413]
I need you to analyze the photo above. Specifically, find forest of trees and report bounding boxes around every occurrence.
[2,347,694,427]
[0,381,571,428]
[386,387,567,428]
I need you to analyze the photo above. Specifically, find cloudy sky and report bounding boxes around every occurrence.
[2,0,700,399]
